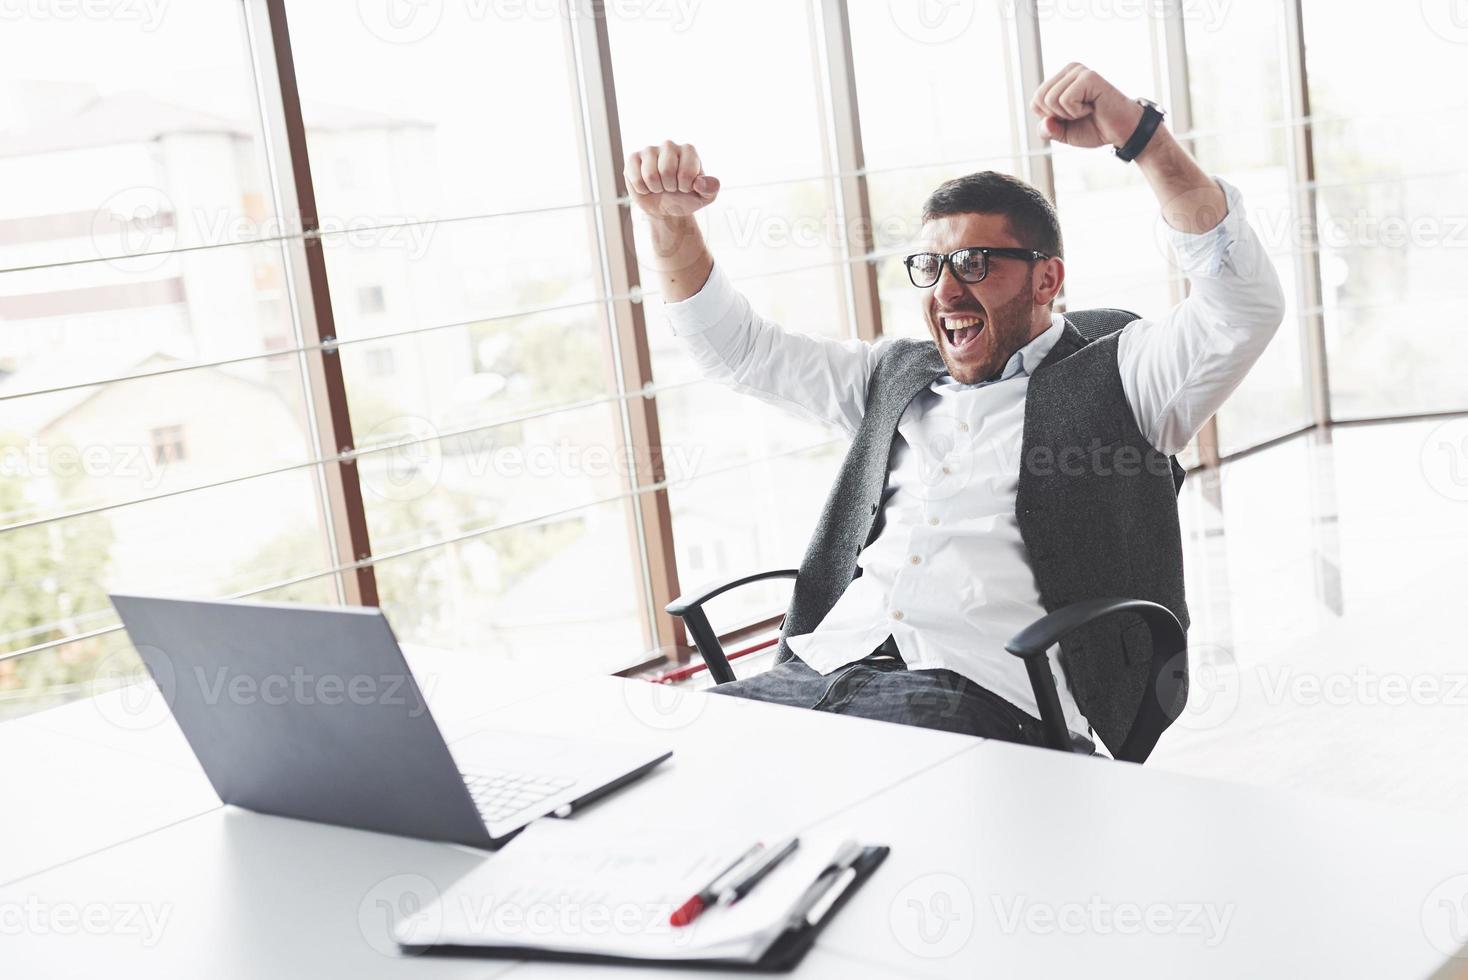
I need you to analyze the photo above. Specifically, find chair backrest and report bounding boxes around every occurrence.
[1062,307,1190,759]
[1062,307,1141,342]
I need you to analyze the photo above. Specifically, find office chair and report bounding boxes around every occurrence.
[665,308,1188,765]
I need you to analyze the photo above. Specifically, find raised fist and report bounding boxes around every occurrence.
[625,140,720,217]
[1030,63,1146,151]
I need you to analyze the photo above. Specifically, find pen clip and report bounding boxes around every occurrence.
[783,842,863,929]
[803,865,859,928]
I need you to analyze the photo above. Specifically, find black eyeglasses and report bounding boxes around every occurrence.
[903,247,1050,288]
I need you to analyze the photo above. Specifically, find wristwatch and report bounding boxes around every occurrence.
[1114,98,1164,163]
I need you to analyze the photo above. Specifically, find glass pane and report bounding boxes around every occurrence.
[0,5,282,266]
[283,1,591,220]
[0,247,318,525]
[1040,16,1176,318]
[0,9,337,721]
[1186,1,1310,454]
[343,303,615,446]
[284,3,656,668]
[667,442,844,632]
[610,0,851,353]
[373,498,646,675]
[1302,0,1468,418]
[357,400,631,556]
[610,0,854,623]
[0,465,336,720]
[655,383,837,485]
[849,0,1025,339]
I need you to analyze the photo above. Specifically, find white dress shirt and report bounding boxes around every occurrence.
[663,177,1285,737]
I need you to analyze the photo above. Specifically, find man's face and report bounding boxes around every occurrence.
[917,212,1059,385]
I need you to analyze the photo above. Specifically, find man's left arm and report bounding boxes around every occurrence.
[1033,64,1288,455]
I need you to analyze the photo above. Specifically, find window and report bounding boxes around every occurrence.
[0,8,336,718]
[283,1,649,665]
[149,424,187,465]
[1301,0,1468,419]
[848,0,1027,340]
[364,347,395,378]
[356,285,386,316]
[1184,1,1311,453]
[2,1,1459,721]
[1039,12,1178,320]
[608,0,848,631]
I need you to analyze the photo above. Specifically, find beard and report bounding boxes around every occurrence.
[931,268,1038,385]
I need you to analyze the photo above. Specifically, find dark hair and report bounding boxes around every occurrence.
[921,171,1064,259]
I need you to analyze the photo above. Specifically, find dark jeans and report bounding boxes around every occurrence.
[711,638,1095,753]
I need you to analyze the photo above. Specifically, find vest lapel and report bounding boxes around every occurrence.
[1035,319,1090,375]
[776,340,946,651]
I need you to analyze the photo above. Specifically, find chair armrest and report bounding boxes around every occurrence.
[1005,597,1185,763]
[665,569,798,684]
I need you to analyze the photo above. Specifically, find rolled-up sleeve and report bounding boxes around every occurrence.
[662,261,885,437]
[1116,177,1288,456]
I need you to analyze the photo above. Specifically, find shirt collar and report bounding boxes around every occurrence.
[1016,314,1068,377]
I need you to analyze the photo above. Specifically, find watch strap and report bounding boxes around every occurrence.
[1115,99,1164,163]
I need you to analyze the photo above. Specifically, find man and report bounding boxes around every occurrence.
[628,64,1285,753]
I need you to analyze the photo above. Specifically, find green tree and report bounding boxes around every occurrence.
[0,434,115,716]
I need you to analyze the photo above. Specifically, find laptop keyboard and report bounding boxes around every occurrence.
[462,769,578,825]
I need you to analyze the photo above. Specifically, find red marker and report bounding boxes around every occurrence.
[669,842,765,928]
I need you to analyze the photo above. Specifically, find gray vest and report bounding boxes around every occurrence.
[774,317,1189,752]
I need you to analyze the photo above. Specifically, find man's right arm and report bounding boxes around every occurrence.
[627,141,881,436]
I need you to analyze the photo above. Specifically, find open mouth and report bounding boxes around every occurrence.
[940,314,985,355]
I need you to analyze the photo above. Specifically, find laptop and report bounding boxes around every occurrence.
[108,594,672,849]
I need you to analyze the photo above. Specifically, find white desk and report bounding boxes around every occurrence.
[5,650,1466,978]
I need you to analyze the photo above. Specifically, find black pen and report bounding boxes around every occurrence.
[715,836,800,907]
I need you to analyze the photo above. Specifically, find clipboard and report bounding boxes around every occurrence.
[401,845,890,973]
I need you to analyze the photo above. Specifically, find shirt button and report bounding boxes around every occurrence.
[927,516,940,526]
[941,465,952,475]
[957,422,969,433]
[890,610,904,621]
[909,555,922,565]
